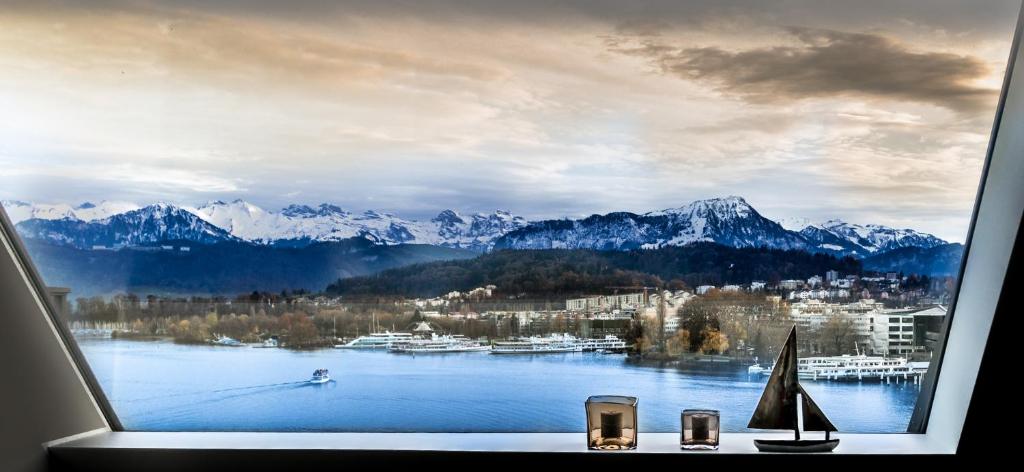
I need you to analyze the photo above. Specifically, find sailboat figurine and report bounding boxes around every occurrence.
[748,326,839,452]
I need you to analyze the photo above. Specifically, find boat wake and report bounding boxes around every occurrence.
[119,379,329,404]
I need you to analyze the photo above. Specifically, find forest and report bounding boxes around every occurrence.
[326,243,863,298]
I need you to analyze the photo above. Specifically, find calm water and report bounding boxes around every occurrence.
[78,339,920,432]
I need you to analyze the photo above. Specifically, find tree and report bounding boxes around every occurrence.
[666,329,691,356]
[816,316,859,356]
[699,328,730,354]
[634,334,654,356]
[677,298,721,352]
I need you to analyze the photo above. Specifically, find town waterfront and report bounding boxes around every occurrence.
[79,338,921,433]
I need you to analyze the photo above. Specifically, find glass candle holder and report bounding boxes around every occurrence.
[585,395,638,450]
[681,409,720,450]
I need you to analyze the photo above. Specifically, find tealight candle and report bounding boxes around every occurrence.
[585,396,638,450]
[681,409,720,450]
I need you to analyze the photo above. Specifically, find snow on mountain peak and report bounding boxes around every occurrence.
[433,209,465,224]
[280,204,316,218]
[650,196,753,218]
[785,217,946,254]
[2,199,140,224]
[7,197,946,256]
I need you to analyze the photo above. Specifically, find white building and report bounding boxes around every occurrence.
[696,285,716,295]
[779,280,802,290]
[833,278,852,289]
[565,293,645,312]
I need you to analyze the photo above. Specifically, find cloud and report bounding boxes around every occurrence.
[1,3,1013,242]
[612,27,1000,115]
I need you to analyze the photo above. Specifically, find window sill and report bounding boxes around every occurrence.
[47,430,951,455]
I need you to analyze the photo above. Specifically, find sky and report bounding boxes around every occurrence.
[0,0,1020,242]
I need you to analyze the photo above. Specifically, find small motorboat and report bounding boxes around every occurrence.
[309,368,331,384]
[213,335,244,347]
[748,363,767,376]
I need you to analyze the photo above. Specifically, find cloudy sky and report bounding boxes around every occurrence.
[0,0,1019,241]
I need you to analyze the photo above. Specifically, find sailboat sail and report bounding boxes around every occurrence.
[747,326,799,430]
[798,384,838,432]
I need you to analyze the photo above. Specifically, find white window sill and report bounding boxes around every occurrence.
[47,430,953,455]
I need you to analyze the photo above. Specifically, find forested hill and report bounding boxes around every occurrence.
[325,243,863,298]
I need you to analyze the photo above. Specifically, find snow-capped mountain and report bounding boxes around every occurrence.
[1,200,139,224]
[187,200,527,250]
[430,209,528,251]
[3,197,947,257]
[14,204,237,249]
[492,196,805,251]
[652,196,806,249]
[2,200,76,224]
[794,219,946,255]
[70,201,141,222]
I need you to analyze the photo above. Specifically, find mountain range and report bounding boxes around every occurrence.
[2,196,950,259]
[1,197,964,297]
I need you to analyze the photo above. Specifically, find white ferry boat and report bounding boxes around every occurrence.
[491,334,583,354]
[762,354,928,382]
[578,335,627,352]
[334,331,414,349]
[389,334,491,354]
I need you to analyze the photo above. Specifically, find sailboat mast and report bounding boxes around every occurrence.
[794,393,801,441]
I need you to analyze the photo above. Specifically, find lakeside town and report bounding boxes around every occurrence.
[57,267,949,383]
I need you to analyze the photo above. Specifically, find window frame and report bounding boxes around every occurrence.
[0,4,1021,456]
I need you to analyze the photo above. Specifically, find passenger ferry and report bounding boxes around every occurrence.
[578,335,627,352]
[491,334,583,354]
[388,334,491,354]
[334,331,414,349]
[760,354,928,382]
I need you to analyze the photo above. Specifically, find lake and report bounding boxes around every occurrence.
[78,338,921,432]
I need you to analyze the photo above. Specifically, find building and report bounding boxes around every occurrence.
[779,279,802,290]
[565,293,645,313]
[696,285,716,295]
[807,275,823,288]
[833,278,853,289]
[826,270,839,283]
[750,281,766,291]
[871,308,918,356]
[910,305,948,355]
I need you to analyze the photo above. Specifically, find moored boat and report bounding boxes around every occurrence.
[760,354,928,382]
[491,334,582,354]
[335,331,414,350]
[212,335,244,347]
[389,334,491,353]
[578,335,627,352]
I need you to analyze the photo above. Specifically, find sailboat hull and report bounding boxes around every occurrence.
[753,439,839,453]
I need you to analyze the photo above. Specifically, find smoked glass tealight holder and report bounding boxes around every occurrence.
[585,395,638,450]
[681,409,720,450]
